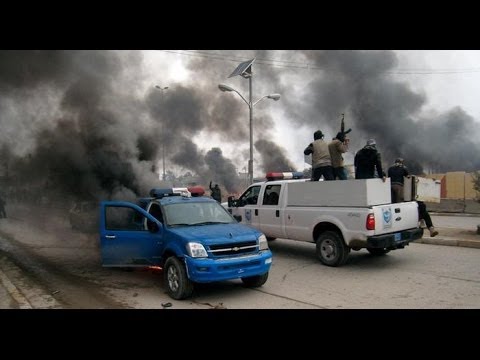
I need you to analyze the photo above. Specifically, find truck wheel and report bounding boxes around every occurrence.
[316,231,350,267]
[164,257,194,300]
[367,248,391,256]
[241,272,269,287]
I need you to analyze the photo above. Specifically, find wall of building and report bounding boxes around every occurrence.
[424,171,479,200]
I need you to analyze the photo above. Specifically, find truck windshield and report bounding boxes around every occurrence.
[163,201,235,227]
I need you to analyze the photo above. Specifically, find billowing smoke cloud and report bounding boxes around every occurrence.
[0,50,255,204]
[204,148,240,192]
[1,50,479,209]
[255,139,296,173]
[0,50,163,203]
[289,50,480,172]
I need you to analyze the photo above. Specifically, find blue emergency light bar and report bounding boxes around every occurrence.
[149,188,192,199]
[149,188,177,198]
[266,172,304,181]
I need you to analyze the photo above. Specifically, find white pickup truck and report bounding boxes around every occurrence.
[226,172,423,267]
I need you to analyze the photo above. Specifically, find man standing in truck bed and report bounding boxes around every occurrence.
[328,132,350,180]
[354,139,386,181]
[304,130,334,181]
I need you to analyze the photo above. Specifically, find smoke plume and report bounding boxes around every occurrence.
[1,50,479,209]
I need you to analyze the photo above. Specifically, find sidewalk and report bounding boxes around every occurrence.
[0,253,61,309]
[415,226,480,249]
[0,255,33,309]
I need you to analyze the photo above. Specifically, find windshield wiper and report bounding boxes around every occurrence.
[190,221,229,226]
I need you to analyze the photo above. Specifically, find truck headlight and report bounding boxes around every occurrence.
[258,234,269,250]
[186,242,208,258]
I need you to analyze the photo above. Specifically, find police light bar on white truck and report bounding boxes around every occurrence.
[266,172,304,181]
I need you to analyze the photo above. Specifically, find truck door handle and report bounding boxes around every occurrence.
[255,209,258,216]
[276,210,279,217]
[106,235,116,239]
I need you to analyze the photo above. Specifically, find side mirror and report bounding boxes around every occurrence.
[233,215,242,222]
[227,196,235,207]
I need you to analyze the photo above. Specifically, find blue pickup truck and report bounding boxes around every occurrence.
[99,189,272,300]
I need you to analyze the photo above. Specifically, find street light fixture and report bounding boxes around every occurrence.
[155,85,169,181]
[218,82,280,184]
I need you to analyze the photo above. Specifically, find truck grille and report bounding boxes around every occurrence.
[209,241,257,256]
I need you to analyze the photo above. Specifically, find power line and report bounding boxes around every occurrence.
[157,50,322,70]
[157,50,480,74]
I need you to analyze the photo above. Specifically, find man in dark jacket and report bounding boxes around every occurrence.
[388,158,409,203]
[354,139,386,181]
[387,158,438,237]
[209,181,222,203]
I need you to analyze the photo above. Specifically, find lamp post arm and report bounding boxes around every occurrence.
[252,95,269,107]
[231,89,251,108]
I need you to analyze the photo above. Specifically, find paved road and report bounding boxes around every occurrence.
[2,235,479,309]
[1,206,479,309]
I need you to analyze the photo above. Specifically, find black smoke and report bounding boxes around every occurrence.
[255,139,296,173]
[282,50,480,173]
[1,50,479,208]
[1,50,166,203]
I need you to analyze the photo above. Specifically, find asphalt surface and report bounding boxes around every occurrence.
[1,212,479,309]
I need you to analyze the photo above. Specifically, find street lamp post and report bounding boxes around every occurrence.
[155,85,169,181]
[218,83,280,184]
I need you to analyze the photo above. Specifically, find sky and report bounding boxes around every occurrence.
[1,50,480,202]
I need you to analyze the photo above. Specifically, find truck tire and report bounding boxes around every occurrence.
[316,231,350,267]
[367,248,391,256]
[241,272,269,287]
[164,257,194,300]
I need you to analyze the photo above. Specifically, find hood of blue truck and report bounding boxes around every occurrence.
[168,223,261,244]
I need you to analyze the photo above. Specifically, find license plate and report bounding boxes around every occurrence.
[394,233,402,241]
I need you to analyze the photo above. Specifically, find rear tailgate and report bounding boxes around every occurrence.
[372,201,419,235]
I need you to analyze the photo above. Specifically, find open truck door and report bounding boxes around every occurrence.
[99,201,164,267]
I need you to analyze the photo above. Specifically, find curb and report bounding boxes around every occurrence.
[0,267,32,309]
[415,237,480,249]
[0,254,61,309]
[431,212,480,218]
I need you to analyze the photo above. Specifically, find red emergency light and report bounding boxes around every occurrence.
[187,186,205,197]
[266,171,304,181]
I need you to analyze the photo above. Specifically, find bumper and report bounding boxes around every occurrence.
[184,250,272,283]
[367,228,423,249]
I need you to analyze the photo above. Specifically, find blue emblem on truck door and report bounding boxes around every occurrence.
[382,207,392,229]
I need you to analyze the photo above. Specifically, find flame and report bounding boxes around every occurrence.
[147,266,163,271]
